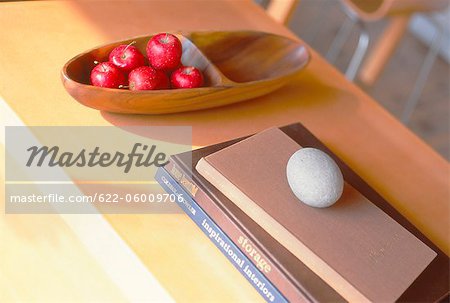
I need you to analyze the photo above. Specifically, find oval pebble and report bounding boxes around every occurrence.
[286,147,344,208]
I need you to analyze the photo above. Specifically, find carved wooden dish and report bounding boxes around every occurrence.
[61,31,310,114]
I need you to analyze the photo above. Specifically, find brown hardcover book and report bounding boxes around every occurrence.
[165,158,341,302]
[185,123,448,302]
[196,127,436,303]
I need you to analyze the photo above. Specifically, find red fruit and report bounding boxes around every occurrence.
[128,66,169,90]
[90,62,126,88]
[146,33,182,72]
[109,42,146,73]
[170,66,204,89]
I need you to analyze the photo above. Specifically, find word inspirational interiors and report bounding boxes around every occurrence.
[201,219,276,302]
[26,143,169,173]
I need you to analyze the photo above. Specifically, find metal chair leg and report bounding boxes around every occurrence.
[326,1,370,81]
[401,20,444,124]
[345,21,370,81]
[326,16,355,63]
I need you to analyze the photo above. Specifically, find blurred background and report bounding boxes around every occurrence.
[258,0,449,160]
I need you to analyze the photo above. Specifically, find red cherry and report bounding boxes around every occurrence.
[90,62,126,88]
[170,66,204,89]
[146,33,182,72]
[129,66,169,90]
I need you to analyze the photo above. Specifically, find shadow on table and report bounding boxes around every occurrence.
[101,71,355,146]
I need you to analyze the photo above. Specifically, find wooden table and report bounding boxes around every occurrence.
[1,1,448,302]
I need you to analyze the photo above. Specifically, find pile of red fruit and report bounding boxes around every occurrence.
[90,33,204,90]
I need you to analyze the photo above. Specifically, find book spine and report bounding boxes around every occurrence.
[165,160,312,303]
[155,167,287,303]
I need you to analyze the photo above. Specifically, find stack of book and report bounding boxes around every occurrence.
[155,123,449,303]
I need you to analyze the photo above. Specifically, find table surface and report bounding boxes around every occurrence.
[1,1,448,302]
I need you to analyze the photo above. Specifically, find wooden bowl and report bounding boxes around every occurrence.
[61,31,310,114]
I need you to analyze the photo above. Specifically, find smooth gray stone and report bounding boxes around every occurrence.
[287,147,344,208]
